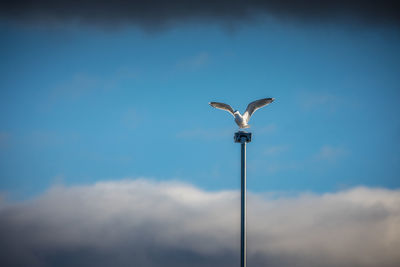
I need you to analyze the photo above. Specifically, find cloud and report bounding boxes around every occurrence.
[176,52,210,70]
[0,1,399,29]
[0,132,10,148]
[253,123,277,135]
[263,144,289,156]
[261,161,301,174]
[315,145,349,161]
[176,127,232,140]
[48,70,137,103]
[299,92,340,112]
[1,179,400,267]
[121,108,141,129]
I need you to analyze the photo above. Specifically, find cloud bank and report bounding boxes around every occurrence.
[1,179,400,267]
[1,1,399,29]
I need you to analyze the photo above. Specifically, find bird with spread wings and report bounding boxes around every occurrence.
[209,98,275,129]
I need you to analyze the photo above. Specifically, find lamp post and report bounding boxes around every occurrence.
[234,131,252,267]
[209,97,274,266]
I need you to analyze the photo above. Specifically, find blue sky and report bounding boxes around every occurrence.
[1,18,400,199]
[1,2,400,267]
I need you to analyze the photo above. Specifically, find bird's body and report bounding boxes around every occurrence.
[234,112,250,129]
[209,98,275,129]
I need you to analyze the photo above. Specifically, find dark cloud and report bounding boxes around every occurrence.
[0,0,399,29]
[1,179,400,267]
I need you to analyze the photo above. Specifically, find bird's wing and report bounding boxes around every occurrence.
[209,102,235,116]
[243,98,274,121]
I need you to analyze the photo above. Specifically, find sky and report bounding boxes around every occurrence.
[1,1,400,266]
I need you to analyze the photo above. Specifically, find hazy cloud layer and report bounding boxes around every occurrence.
[1,1,399,29]
[1,179,399,266]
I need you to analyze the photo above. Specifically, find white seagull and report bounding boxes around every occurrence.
[209,98,275,129]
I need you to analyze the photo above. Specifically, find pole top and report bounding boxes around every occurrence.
[234,131,252,143]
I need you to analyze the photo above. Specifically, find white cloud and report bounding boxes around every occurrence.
[315,145,349,161]
[0,132,10,147]
[176,52,210,70]
[121,108,141,129]
[263,144,290,156]
[299,92,341,112]
[45,69,138,108]
[253,123,277,135]
[0,179,399,267]
[176,127,232,140]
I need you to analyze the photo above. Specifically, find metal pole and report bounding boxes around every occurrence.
[241,140,247,267]
[234,131,251,267]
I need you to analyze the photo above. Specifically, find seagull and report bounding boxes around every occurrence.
[209,98,275,129]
